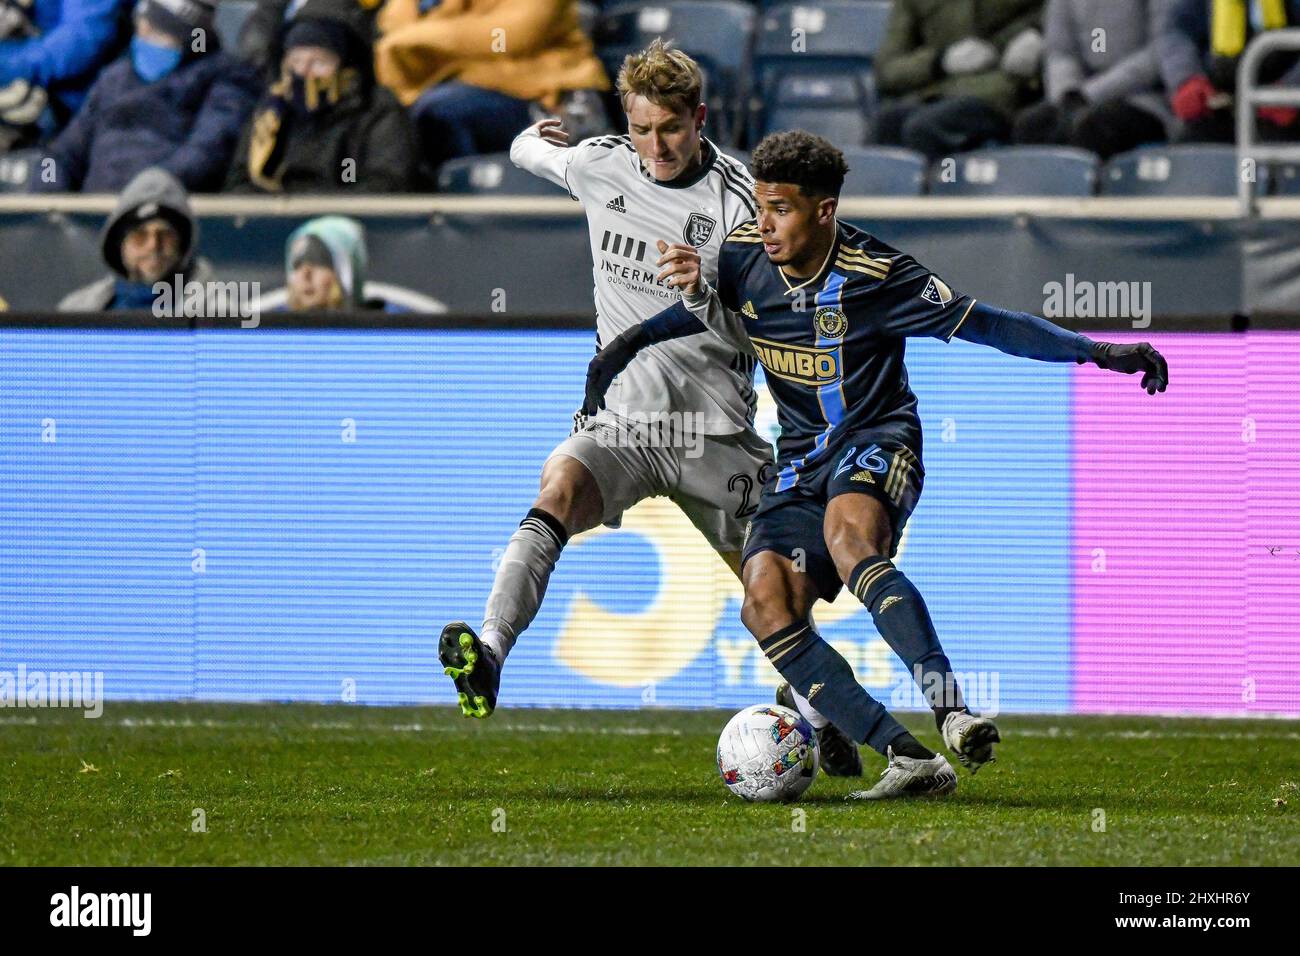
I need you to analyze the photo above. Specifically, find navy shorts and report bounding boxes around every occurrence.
[740,428,924,602]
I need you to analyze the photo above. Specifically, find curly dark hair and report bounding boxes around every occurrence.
[751,130,849,198]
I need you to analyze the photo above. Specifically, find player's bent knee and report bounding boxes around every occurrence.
[740,592,798,641]
[535,455,604,535]
[827,530,888,583]
[825,501,891,580]
[739,555,813,639]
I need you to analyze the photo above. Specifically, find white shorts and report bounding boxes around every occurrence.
[548,409,775,553]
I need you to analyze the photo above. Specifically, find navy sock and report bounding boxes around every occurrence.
[848,556,967,732]
[888,731,935,760]
[758,621,905,756]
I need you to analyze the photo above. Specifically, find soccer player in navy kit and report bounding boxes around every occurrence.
[585,130,1169,797]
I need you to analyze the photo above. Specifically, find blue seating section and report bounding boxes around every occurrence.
[928,147,1099,197]
[1101,145,1264,198]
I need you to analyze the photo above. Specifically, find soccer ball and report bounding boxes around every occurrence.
[716,704,820,802]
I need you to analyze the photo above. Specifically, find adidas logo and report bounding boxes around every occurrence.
[879,595,902,613]
[741,300,757,320]
[808,682,824,699]
[850,470,875,483]
[606,195,626,213]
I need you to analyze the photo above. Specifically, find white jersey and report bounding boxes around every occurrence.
[510,126,758,434]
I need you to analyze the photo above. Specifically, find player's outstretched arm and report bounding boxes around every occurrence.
[581,240,754,414]
[509,118,573,189]
[582,302,707,414]
[954,301,1169,394]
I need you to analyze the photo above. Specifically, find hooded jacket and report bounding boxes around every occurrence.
[58,166,216,310]
[225,0,415,193]
[31,19,260,192]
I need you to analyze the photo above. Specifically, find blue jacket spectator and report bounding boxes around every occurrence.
[0,0,130,136]
[31,0,259,191]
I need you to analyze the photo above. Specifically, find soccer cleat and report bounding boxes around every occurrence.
[849,747,958,800]
[941,710,1001,773]
[776,682,863,777]
[439,621,501,718]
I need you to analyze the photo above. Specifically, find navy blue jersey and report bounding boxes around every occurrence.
[715,219,975,491]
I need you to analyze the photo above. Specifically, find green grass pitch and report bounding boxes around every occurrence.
[2,703,1297,866]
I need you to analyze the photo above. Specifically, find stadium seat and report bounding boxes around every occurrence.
[594,2,756,144]
[214,0,257,51]
[840,145,925,196]
[927,146,1099,197]
[750,1,893,145]
[760,102,871,146]
[1271,163,1300,195]
[0,147,39,192]
[1102,145,1262,197]
[437,153,568,195]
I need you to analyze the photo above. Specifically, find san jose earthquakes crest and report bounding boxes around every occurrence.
[814,306,847,339]
[684,212,717,246]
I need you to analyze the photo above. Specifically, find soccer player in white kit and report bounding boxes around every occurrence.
[437,42,860,775]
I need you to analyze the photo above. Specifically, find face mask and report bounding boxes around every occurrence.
[131,37,183,83]
[273,67,357,117]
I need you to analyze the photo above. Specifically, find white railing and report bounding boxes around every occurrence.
[1237,27,1300,214]
[0,192,1247,220]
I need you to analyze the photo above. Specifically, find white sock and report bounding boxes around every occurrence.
[790,684,829,729]
[479,510,566,665]
[480,627,513,664]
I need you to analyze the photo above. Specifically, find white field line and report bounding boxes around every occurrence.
[1,714,1298,741]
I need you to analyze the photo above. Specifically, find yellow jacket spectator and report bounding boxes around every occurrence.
[375,0,607,178]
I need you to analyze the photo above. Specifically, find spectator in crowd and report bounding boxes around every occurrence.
[225,0,415,193]
[1013,0,1173,158]
[874,0,1045,159]
[279,215,404,311]
[1158,0,1300,142]
[30,0,259,192]
[374,0,607,177]
[58,165,216,310]
[236,0,378,78]
[237,0,298,73]
[0,0,131,151]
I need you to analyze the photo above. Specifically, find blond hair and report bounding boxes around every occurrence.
[616,39,703,116]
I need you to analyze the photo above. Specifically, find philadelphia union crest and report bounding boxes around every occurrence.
[814,306,847,338]
[684,213,717,246]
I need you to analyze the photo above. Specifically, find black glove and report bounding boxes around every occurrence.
[1087,341,1169,394]
[582,327,647,415]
